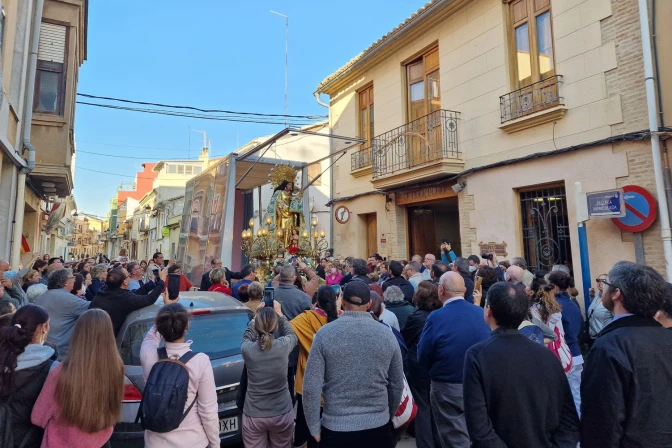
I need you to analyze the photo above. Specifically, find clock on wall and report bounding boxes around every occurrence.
[335,206,351,224]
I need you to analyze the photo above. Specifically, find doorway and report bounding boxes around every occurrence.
[407,198,461,259]
[363,213,377,257]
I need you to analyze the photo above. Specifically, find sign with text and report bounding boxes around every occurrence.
[396,183,456,205]
[162,226,170,238]
[477,241,508,257]
[586,189,624,218]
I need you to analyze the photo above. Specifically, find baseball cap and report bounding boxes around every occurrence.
[343,281,371,305]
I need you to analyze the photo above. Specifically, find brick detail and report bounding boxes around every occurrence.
[388,196,408,260]
[613,140,666,279]
[601,0,648,135]
[459,193,477,258]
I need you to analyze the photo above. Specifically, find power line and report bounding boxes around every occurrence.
[77,102,317,126]
[77,150,227,160]
[77,93,327,119]
[78,141,192,152]
[76,166,156,179]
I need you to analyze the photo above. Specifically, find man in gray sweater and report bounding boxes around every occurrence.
[303,281,404,447]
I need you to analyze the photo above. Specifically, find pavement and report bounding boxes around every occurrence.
[397,433,416,447]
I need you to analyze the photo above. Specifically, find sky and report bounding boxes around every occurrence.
[73,0,428,218]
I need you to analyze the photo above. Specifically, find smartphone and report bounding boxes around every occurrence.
[167,274,181,300]
[475,276,483,288]
[263,287,275,308]
[331,285,341,296]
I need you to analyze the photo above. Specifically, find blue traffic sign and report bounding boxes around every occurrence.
[612,185,658,233]
[587,189,624,217]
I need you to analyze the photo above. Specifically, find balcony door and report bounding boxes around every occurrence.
[406,48,441,167]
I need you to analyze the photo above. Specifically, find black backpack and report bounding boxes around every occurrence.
[135,348,200,433]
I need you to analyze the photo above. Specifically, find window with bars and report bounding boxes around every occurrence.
[520,186,572,273]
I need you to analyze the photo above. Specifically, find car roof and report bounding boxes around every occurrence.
[125,291,250,323]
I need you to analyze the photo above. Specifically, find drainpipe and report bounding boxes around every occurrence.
[10,0,43,268]
[637,0,672,279]
[314,91,333,251]
[651,0,672,225]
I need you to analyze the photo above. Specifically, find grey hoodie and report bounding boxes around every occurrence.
[16,344,58,371]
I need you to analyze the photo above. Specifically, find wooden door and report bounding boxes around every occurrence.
[366,214,377,257]
[409,209,436,258]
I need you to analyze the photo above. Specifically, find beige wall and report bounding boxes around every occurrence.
[331,194,389,259]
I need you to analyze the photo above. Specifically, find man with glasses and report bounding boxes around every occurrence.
[90,266,168,337]
[581,261,672,447]
[35,268,90,361]
[422,254,437,281]
[126,262,146,291]
[586,274,614,341]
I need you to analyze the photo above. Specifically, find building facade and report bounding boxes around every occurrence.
[317,0,672,299]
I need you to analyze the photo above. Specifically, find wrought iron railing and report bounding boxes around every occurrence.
[500,75,563,124]
[351,146,372,172]
[371,109,460,179]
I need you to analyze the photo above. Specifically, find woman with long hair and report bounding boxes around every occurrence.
[31,309,123,447]
[139,260,148,272]
[529,277,573,375]
[401,281,442,448]
[291,286,340,447]
[241,303,297,448]
[0,305,54,447]
[140,303,219,447]
[71,273,91,299]
[22,269,42,292]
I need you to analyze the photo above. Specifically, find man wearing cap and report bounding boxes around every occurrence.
[302,281,404,447]
[418,271,490,448]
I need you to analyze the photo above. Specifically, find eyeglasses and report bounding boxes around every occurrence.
[597,278,617,289]
[595,278,607,283]
[67,276,75,280]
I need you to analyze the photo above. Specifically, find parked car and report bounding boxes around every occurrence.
[110,291,252,447]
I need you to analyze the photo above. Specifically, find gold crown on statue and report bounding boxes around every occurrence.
[269,164,298,188]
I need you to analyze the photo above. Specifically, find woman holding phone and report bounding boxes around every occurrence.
[291,286,341,447]
[241,302,298,447]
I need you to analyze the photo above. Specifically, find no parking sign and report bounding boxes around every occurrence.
[611,185,658,232]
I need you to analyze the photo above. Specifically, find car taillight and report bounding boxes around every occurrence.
[189,309,211,316]
[123,376,142,402]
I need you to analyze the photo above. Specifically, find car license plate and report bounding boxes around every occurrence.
[219,416,238,434]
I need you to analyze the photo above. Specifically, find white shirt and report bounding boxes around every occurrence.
[380,307,400,331]
[443,296,465,307]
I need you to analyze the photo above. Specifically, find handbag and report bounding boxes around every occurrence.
[392,375,418,429]
[546,325,574,374]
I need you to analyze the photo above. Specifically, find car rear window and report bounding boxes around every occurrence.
[120,311,250,365]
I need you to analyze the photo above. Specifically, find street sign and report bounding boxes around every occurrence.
[586,189,624,218]
[612,185,658,232]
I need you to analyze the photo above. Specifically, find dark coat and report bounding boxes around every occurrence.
[0,357,55,447]
[581,315,672,448]
[384,300,415,331]
[381,276,415,302]
[200,267,243,291]
[89,280,164,336]
[84,278,106,301]
[460,272,475,303]
[401,308,433,386]
[464,328,579,448]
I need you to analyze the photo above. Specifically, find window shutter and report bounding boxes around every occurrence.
[38,23,66,63]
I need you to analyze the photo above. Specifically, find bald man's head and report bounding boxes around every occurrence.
[438,271,467,303]
[506,265,525,284]
[0,260,9,272]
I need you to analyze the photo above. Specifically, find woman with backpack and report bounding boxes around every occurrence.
[241,301,298,448]
[31,309,123,447]
[0,305,54,447]
[139,303,219,448]
[291,285,340,447]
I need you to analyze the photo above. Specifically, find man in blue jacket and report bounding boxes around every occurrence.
[418,271,490,448]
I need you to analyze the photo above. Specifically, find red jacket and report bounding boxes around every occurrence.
[209,283,232,296]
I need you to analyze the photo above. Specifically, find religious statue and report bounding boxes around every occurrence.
[265,165,305,248]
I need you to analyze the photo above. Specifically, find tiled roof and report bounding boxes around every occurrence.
[315,0,445,93]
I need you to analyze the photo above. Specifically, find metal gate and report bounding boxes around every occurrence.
[520,186,572,273]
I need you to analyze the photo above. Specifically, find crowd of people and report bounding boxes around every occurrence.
[1,245,671,448]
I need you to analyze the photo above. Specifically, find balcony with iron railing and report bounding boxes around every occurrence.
[370,109,461,189]
[499,75,566,133]
[350,146,373,177]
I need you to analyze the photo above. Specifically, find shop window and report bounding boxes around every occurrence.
[520,186,572,272]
